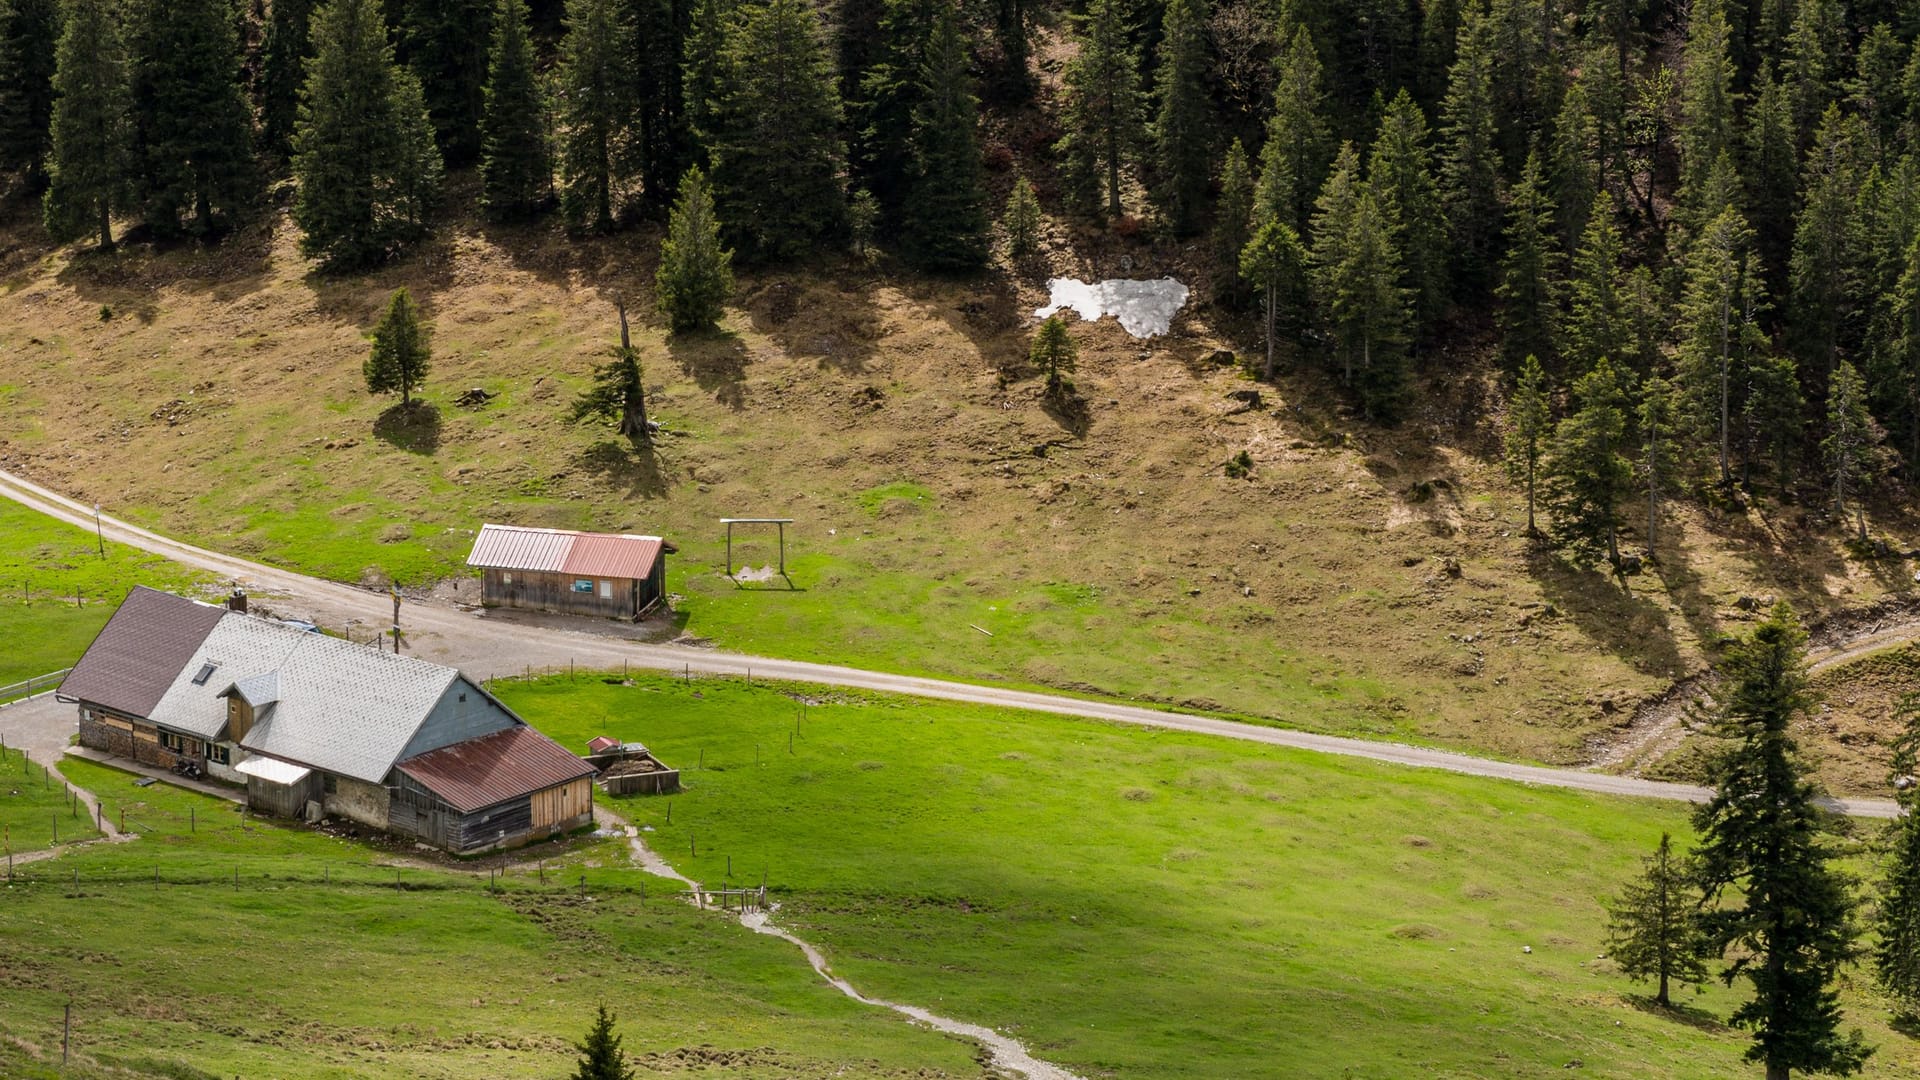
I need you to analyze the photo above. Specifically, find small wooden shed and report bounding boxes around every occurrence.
[466,524,670,620]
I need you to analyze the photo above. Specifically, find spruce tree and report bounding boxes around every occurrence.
[848,187,878,259]
[42,0,131,251]
[1550,76,1601,251]
[1254,25,1330,234]
[706,0,844,262]
[852,0,937,218]
[1504,355,1550,536]
[292,0,443,270]
[1437,2,1501,294]
[1744,66,1798,290]
[570,1003,636,1080]
[1692,603,1872,1080]
[126,0,258,235]
[572,310,652,446]
[1874,237,1920,470]
[1639,374,1681,558]
[1368,91,1446,336]
[1825,361,1882,544]
[1605,833,1710,1008]
[1789,109,1868,381]
[1676,206,1764,486]
[1561,196,1630,377]
[903,5,989,271]
[1497,149,1559,367]
[1003,174,1042,263]
[478,0,549,220]
[1782,0,1841,148]
[1056,0,1141,221]
[1314,158,1412,421]
[1744,351,1804,492]
[624,0,690,212]
[1241,213,1308,380]
[1031,315,1077,399]
[1544,357,1633,572]
[1875,694,1920,1020]
[681,0,731,159]
[991,0,1032,102]
[1677,0,1737,221]
[1211,139,1254,305]
[557,0,627,233]
[1149,0,1212,236]
[0,0,59,192]
[403,0,493,167]
[365,288,432,407]
[656,165,732,333]
[260,0,317,160]
[1851,24,1905,154]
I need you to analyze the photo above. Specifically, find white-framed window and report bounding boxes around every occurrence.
[160,730,191,754]
[208,744,231,765]
[598,580,613,599]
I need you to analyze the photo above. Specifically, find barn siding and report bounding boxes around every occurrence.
[247,770,324,818]
[397,677,519,761]
[480,568,646,620]
[389,773,590,853]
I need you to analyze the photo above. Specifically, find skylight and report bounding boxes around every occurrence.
[191,663,218,686]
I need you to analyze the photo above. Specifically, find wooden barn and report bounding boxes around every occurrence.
[63,587,598,854]
[466,524,670,621]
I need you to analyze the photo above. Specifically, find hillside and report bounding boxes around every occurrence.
[2,197,1915,779]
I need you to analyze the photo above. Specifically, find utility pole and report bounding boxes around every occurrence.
[390,586,402,654]
[93,504,104,558]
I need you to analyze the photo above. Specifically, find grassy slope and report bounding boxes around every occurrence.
[3,207,1913,770]
[0,746,102,854]
[0,757,978,1079]
[495,672,1920,1080]
[0,496,217,690]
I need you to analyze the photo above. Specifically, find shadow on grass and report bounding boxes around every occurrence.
[1042,385,1091,438]
[741,276,882,376]
[1622,993,1728,1033]
[574,440,668,498]
[668,329,749,411]
[1526,548,1687,679]
[373,401,442,454]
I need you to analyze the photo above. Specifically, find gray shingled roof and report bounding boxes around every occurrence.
[235,631,460,784]
[58,587,227,719]
[146,616,300,740]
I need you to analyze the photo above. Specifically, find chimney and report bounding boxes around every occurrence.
[227,587,248,614]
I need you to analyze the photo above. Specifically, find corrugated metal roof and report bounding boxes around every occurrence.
[59,587,228,719]
[466,523,665,580]
[560,534,663,580]
[465,524,573,573]
[587,736,621,754]
[146,615,301,740]
[396,726,597,813]
[235,756,311,785]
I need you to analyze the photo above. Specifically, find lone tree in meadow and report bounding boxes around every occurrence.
[1875,693,1920,1020]
[1692,603,1872,1080]
[1030,315,1077,400]
[1604,832,1709,1007]
[572,305,652,446]
[364,288,432,407]
[570,1003,635,1080]
[655,165,733,334]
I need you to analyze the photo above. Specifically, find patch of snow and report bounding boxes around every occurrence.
[1034,277,1190,339]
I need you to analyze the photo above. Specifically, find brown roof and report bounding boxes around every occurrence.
[59,587,229,719]
[466,523,664,581]
[395,725,596,813]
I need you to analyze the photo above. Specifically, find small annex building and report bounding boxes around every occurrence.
[60,587,596,854]
[466,523,670,621]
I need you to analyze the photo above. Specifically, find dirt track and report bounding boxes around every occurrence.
[2,467,1899,818]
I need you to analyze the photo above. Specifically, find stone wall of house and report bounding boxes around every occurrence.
[77,708,203,771]
[325,775,391,829]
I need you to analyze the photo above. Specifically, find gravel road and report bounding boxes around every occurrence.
[2,467,1898,818]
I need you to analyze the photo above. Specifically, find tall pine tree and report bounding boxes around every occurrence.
[902,5,989,271]
[1676,206,1766,486]
[1149,0,1212,235]
[1875,693,1920,1021]
[1056,0,1141,220]
[0,0,59,192]
[1505,354,1551,535]
[623,0,690,213]
[1211,139,1255,305]
[1677,0,1737,223]
[557,0,628,233]
[706,0,845,262]
[1605,833,1710,1008]
[1313,149,1412,420]
[656,165,732,332]
[1368,91,1446,337]
[126,0,258,235]
[42,0,131,250]
[1497,148,1559,367]
[292,0,443,269]
[1254,24,1330,234]
[403,0,493,168]
[1561,195,1631,377]
[1692,604,1872,1080]
[851,0,936,219]
[1789,108,1868,382]
[260,0,317,160]
[1544,357,1633,572]
[1825,360,1883,543]
[478,0,549,220]
[1437,1,1501,294]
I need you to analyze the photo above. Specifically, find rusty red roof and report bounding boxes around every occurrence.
[561,533,663,580]
[395,725,597,813]
[587,736,621,754]
[466,524,664,581]
[59,587,229,719]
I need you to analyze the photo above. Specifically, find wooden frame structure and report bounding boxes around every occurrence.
[721,518,793,578]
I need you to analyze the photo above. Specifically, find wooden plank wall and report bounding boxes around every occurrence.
[530,778,592,829]
[481,569,639,619]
